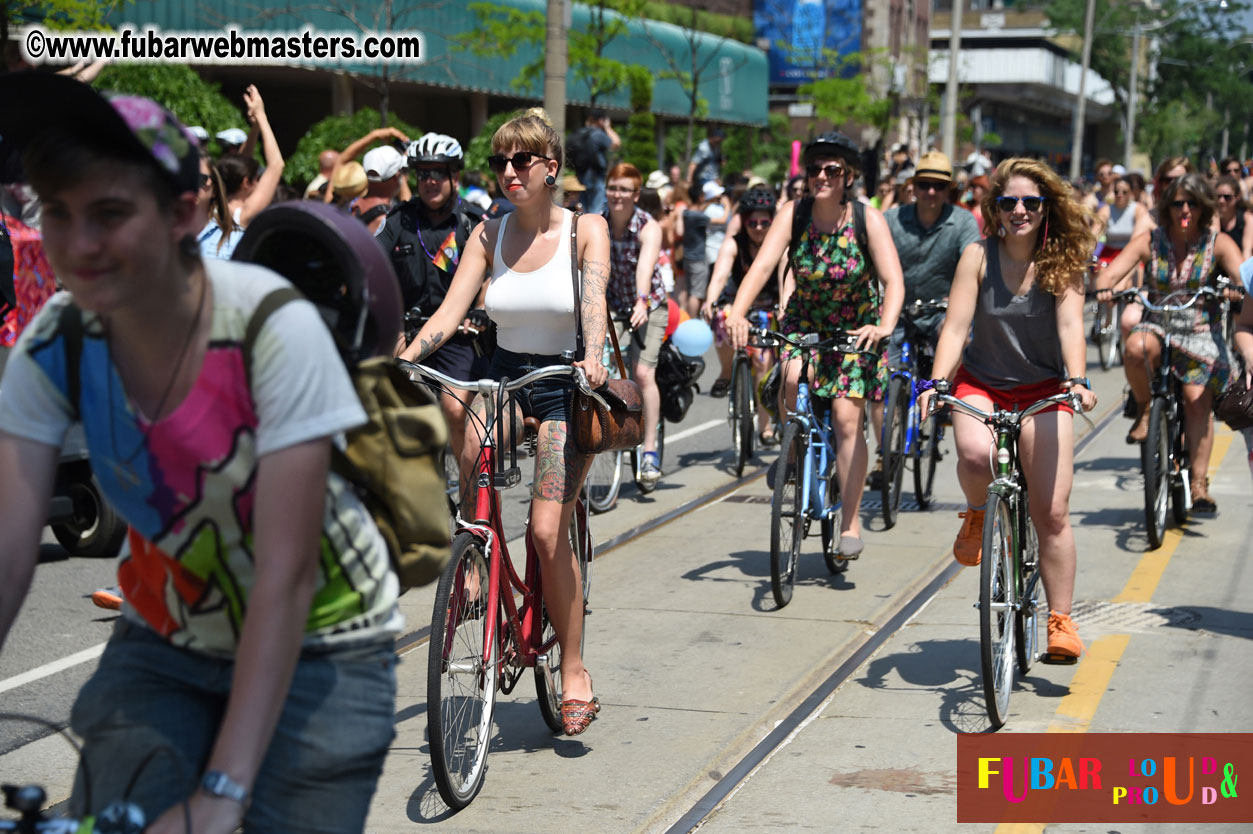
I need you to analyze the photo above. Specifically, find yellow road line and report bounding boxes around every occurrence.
[992,429,1236,833]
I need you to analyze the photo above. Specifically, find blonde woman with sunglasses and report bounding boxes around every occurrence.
[919,158,1098,662]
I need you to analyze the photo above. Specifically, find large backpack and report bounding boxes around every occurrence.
[566,126,597,173]
[59,289,452,591]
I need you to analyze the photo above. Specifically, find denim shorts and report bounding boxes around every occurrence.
[68,619,396,833]
[490,347,572,424]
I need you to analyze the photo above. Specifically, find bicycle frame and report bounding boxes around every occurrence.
[405,360,600,688]
[793,368,839,522]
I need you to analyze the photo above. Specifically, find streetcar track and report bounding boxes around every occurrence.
[659,389,1124,833]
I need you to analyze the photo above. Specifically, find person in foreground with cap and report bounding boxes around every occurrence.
[726,131,904,560]
[382,132,487,471]
[0,74,400,833]
[868,150,980,487]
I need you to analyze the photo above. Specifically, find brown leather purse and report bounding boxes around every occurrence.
[1215,370,1253,431]
[567,212,644,454]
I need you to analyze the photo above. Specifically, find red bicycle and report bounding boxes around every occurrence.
[402,359,596,810]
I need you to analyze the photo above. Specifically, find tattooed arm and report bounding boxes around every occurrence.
[574,213,611,389]
[399,219,495,364]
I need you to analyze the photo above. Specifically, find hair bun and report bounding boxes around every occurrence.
[523,107,553,126]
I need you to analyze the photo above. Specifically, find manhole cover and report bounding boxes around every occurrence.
[1069,601,1202,633]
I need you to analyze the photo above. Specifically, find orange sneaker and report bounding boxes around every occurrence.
[953,508,985,566]
[1046,611,1084,658]
[91,586,121,611]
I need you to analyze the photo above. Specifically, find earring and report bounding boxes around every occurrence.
[998,225,1007,238]
[545,174,556,187]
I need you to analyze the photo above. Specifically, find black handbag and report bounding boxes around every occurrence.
[1215,371,1253,431]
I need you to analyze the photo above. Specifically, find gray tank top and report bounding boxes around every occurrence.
[1105,203,1136,248]
[961,241,1065,388]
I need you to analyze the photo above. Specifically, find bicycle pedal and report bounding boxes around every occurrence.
[1039,652,1079,666]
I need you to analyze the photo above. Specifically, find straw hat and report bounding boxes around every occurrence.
[911,150,954,184]
[332,161,368,200]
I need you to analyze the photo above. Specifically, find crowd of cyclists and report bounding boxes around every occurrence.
[1,67,1253,828]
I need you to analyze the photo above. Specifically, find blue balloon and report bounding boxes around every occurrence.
[671,319,713,357]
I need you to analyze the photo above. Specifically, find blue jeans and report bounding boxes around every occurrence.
[69,619,396,833]
[582,175,607,215]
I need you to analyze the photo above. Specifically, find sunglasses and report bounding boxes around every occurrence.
[1217,193,1236,202]
[746,219,773,229]
[198,173,212,190]
[1115,189,1132,196]
[415,168,450,182]
[805,162,846,179]
[914,179,947,193]
[1171,199,1198,209]
[487,151,551,174]
[1226,167,1242,174]
[995,195,1045,213]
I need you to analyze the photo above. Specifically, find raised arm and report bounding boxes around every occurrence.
[399,220,494,363]
[238,85,285,227]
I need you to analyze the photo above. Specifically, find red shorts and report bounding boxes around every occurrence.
[953,367,1074,415]
[1097,246,1123,269]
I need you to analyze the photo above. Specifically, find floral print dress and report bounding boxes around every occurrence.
[781,214,888,400]
[1132,228,1230,396]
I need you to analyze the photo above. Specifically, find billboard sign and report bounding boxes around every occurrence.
[753,0,863,85]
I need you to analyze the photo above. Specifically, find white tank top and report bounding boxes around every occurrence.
[485,210,578,355]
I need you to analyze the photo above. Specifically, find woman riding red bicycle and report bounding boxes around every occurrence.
[402,109,610,735]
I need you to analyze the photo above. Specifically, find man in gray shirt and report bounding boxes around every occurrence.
[870,150,981,485]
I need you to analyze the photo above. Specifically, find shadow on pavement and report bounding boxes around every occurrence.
[857,638,1070,735]
[38,543,70,564]
[1156,605,1253,640]
[680,549,856,612]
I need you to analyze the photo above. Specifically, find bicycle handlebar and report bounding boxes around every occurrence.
[0,783,144,833]
[929,384,1082,426]
[750,328,880,358]
[1111,280,1236,313]
[398,359,610,412]
[905,298,948,315]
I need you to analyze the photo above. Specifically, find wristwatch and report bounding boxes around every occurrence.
[1068,377,1091,389]
[201,770,249,806]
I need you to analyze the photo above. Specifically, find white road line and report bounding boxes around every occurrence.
[666,418,724,445]
[0,642,105,695]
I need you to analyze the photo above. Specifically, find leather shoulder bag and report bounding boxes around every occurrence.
[568,212,644,454]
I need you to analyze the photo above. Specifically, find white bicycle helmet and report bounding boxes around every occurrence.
[407,133,463,169]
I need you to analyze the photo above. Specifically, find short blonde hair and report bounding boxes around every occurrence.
[491,109,562,166]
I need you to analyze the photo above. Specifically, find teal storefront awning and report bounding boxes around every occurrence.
[106,0,768,125]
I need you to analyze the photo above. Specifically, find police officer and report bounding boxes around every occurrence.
[379,133,487,468]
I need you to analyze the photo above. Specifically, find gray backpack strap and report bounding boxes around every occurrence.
[59,301,84,420]
[242,287,304,390]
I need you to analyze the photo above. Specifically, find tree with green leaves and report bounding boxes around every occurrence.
[1,0,130,68]
[640,4,747,167]
[620,65,655,173]
[456,0,646,108]
[93,64,241,155]
[287,107,423,187]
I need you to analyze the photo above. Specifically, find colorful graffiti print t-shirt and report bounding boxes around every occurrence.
[0,259,401,655]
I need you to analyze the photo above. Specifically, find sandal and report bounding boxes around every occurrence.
[560,674,600,736]
[710,378,731,398]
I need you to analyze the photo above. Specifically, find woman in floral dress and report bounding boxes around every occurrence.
[726,132,904,559]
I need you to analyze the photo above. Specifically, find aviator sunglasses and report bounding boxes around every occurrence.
[487,151,552,174]
[995,195,1045,213]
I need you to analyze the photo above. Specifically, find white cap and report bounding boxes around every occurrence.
[1112,164,1127,176]
[363,146,405,182]
[701,180,725,200]
[188,126,209,142]
[216,127,248,147]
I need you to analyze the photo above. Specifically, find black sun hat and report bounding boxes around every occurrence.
[0,72,201,192]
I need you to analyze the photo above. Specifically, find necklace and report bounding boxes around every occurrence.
[105,272,208,489]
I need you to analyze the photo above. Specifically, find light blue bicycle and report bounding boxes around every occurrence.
[761,328,879,608]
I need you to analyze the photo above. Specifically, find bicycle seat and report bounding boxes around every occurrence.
[523,417,541,436]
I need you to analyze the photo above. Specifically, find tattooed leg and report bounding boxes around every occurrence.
[530,418,594,703]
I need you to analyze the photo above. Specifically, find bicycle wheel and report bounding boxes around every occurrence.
[1096,301,1119,370]
[880,377,908,529]
[731,358,754,477]
[1170,404,1190,525]
[770,421,806,608]
[820,463,847,575]
[1014,494,1041,675]
[535,505,593,733]
[428,533,497,809]
[1142,396,1170,550]
[585,450,623,514]
[979,492,1016,730]
[914,409,941,510]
